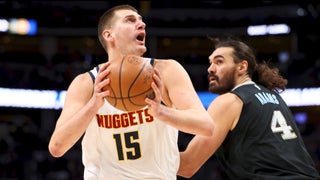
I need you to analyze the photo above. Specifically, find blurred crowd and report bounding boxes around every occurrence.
[1,45,320,92]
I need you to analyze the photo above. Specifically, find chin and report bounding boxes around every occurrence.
[138,47,147,56]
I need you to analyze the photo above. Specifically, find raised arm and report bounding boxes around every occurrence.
[146,59,214,136]
[48,62,110,157]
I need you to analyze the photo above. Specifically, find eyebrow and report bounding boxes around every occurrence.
[213,55,224,59]
[209,54,224,63]
[124,14,142,20]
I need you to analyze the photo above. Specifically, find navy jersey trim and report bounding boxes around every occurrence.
[89,66,100,83]
[88,71,95,83]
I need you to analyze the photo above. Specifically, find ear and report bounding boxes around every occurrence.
[103,29,114,43]
[238,60,248,75]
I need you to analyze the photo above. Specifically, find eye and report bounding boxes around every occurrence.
[125,16,136,23]
[214,59,223,65]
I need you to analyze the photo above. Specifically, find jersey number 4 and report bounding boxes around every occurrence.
[271,110,297,140]
[113,131,141,161]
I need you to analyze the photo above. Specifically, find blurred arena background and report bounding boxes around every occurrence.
[0,1,319,179]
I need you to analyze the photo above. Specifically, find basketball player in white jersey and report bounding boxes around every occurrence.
[48,5,214,179]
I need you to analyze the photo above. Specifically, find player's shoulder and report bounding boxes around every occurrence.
[153,58,189,78]
[154,58,182,68]
[71,71,93,88]
[208,92,243,120]
[212,92,241,108]
[154,58,177,62]
[63,71,94,100]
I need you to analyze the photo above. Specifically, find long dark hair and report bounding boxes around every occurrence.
[210,37,288,92]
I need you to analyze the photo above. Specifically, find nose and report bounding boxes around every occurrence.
[207,64,216,74]
[137,20,146,30]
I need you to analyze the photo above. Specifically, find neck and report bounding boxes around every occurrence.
[108,52,143,62]
[232,76,254,91]
[107,50,125,62]
[237,75,252,85]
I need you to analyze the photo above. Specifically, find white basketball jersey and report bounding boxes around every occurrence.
[82,66,179,180]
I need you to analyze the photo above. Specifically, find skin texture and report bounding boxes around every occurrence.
[48,8,214,158]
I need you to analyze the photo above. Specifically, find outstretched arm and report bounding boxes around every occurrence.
[178,93,242,177]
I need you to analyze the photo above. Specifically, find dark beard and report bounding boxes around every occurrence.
[208,71,235,95]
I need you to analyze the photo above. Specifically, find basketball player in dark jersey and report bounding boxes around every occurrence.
[178,38,319,179]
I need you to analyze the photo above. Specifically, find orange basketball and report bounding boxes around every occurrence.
[103,55,155,111]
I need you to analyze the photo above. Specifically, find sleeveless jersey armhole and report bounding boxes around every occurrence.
[88,66,100,83]
[88,71,95,83]
[150,57,154,67]
[88,66,100,95]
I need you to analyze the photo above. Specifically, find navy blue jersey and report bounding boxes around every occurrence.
[215,82,319,180]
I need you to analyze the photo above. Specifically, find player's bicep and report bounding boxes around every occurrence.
[207,94,241,141]
[56,73,93,127]
[164,60,203,109]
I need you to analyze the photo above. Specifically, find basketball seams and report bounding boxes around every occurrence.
[107,85,117,107]
[108,59,152,98]
[104,55,154,111]
[127,59,147,96]
[127,59,152,107]
[119,56,127,111]
[124,57,147,110]
[119,56,148,111]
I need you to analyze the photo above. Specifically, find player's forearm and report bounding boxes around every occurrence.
[177,151,196,178]
[158,106,214,136]
[48,104,98,157]
[178,136,214,177]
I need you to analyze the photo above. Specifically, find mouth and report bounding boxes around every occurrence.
[136,32,145,44]
[209,79,217,85]
[208,75,218,83]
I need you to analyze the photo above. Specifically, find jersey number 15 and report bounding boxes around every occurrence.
[113,131,141,161]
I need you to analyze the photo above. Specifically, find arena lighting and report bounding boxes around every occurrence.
[0,18,9,32]
[294,112,307,124]
[247,24,290,36]
[279,88,320,107]
[0,88,66,109]
[191,88,320,108]
[8,18,37,35]
[0,87,320,109]
[197,92,218,108]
